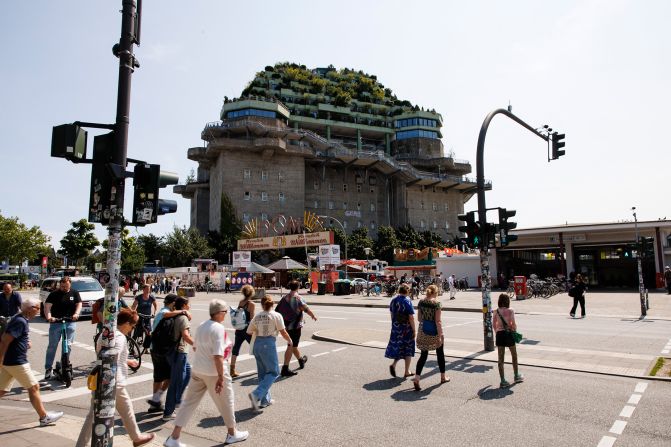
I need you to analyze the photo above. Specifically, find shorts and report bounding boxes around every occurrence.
[151,352,171,382]
[495,330,515,347]
[287,328,302,347]
[0,363,38,391]
[232,330,252,356]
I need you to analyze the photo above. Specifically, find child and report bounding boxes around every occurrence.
[493,293,524,388]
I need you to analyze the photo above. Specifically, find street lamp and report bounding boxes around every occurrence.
[318,215,348,279]
[632,207,647,318]
[364,247,373,296]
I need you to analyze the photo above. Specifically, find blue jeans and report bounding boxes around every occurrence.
[45,321,75,370]
[164,351,191,416]
[252,336,280,405]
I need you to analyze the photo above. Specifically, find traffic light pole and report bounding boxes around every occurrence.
[632,208,647,319]
[476,108,550,352]
[92,1,139,445]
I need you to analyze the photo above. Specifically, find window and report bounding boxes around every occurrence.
[343,202,348,210]
[314,200,319,208]
[314,181,319,190]
[343,184,348,192]
[278,192,285,202]
[343,220,348,229]
[420,219,425,229]
[370,222,376,230]
[370,202,375,212]
[355,174,363,184]
[226,108,276,119]
[278,172,284,182]
[433,221,437,229]
[370,187,375,193]
[356,184,362,193]
[261,192,268,201]
[444,203,449,212]
[445,221,449,230]
[395,129,439,140]
[242,213,250,223]
[328,182,335,191]
[357,202,361,210]
[328,201,334,210]
[244,191,251,201]
[261,213,268,221]
[432,202,437,211]
[432,186,437,193]
[369,176,377,185]
[243,169,251,179]
[261,170,268,181]
[420,201,424,210]
[357,221,362,228]
[394,117,438,128]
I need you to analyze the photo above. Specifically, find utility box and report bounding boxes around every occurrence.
[514,276,527,300]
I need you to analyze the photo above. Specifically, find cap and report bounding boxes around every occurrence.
[209,299,228,315]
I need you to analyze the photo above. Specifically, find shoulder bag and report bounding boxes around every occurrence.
[496,309,523,344]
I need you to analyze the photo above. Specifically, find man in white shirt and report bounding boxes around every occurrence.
[449,274,456,300]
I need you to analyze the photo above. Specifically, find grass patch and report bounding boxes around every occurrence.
[649,357,664,376]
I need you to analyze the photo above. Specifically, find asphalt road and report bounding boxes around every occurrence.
[4,294,671,446]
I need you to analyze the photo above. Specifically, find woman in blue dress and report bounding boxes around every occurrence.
[385,283,416,378]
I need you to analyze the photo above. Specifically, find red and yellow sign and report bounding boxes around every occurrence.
[238,231,333,251]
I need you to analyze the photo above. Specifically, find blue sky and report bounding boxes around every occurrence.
[1,0,669,251]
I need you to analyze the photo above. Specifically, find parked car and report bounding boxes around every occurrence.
[350,278,376,288]
[39,276,105,319]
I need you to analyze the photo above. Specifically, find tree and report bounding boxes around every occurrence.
[420,230,446,249]
[137,234,165,265]
[208,193,243,263]
[163,226,213,267]
[395,225,422,249]
[0,211,51,265]
[374,226,399,264]
[58,219,99,267]
[347,227,374,261]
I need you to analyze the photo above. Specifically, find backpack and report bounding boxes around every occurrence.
[91,298,104,324]
[151,316,180,355]
[229,305,248,330]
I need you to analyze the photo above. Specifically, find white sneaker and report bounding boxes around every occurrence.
[248,392,260,412]
[164,436,186,447]
[39,411,64,426]
[225,430,249,444]
[259,399,275,408]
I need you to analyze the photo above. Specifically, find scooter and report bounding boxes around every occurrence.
[52,317,74,388]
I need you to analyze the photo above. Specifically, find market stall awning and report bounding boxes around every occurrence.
[245,262,275,274]
[265,256,308,271]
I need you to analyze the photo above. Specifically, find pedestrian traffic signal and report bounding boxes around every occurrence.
[498,208,518,246]
[88,131,125,224]
[551,132,566,160]
[458,211,481,249]
[51,124,88,163]
[132,163,179,225]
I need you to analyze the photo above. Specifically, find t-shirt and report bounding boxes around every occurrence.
[172,314,190,353]
[45,289,82,319]
[190,319,232,376]
[247,310,285,337]
[3,314,29,366]
[0,291,22,318]
[493,307,516,332]
[284,294,308,330]
[133,294,156,316]
[152,306,169,331]
[96,330,129,386]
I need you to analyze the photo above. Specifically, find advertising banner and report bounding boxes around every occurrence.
[230,272,253,290]
[238,231,333,251]
[232,251,252,269]
[318,244,341,268]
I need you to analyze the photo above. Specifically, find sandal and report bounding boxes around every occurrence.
[441,377,451,384]
[133,433,155,447]
[389,365,397,378]
[412,380,421,392]
[403,373,414,378]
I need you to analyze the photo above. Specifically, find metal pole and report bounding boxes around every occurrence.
[319,215,347,280]
[92,2,138,445]
[632,208,646,318]
[476,108,549,352]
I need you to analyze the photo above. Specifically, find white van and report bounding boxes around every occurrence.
[39,276,105,319]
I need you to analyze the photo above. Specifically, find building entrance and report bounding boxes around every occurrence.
[496,248,565,284]
[572,244,655,288]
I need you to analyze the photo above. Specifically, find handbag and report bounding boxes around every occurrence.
[496,309,523,344]
[422,320,438,336]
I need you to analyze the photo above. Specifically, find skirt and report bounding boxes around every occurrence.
[495,330,515,347]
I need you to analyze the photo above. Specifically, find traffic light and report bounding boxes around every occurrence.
[51,124,88,163]
[498,208,518,246]
[88,131,124,224]
[639,236,654,258]
[457,211,481,249]
[551,132,565,160]
[132,164,178,225]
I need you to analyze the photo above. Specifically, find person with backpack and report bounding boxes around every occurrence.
[229,285,256,378]
[0,296,64,427]
[147,294,191,413]
[247,295,293,412]
[277,280,317,377]
[162,297,193,421]
[163,299,248,447]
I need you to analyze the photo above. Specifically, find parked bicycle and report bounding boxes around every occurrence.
[52,317,74,388]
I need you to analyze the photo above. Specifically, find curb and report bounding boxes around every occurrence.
[311,331,671,383]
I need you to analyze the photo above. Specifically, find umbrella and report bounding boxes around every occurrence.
[265,256,308,271]
[244,262,275,274]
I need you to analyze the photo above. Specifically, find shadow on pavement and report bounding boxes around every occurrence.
[447,358,494,374]
[391,382,442,401]
[477,385,514,400]
[363,377,406,391]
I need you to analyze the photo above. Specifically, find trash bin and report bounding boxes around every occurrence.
[340,280,351,296]
[178,286,195,298]
[317,282,326,295]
